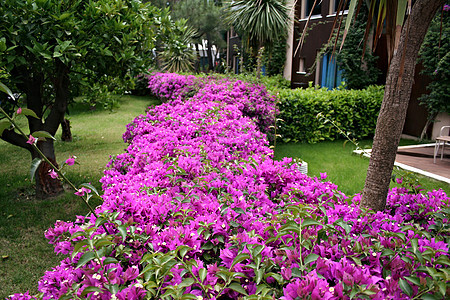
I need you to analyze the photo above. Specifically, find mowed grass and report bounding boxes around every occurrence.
[274,140,450,195]
[0,95,160,298]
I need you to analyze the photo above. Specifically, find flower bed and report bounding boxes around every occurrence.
[10,74,449,300]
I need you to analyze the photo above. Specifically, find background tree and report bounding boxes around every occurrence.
[418,7,450,139]
[224,0,291,78]
[0,0,175,198]
[157,17,198,72]
[171,0,226,72]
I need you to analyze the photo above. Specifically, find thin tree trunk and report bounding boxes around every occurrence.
[362,0,445,211]
[194,43,201,73]
[34,140,63,198]
[61,118,72,142]
[256,44,264,79]
[206,33,214,72]
[419,112,437,141]
[32,59,70,198]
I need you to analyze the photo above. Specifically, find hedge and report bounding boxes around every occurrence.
[275,86,384,143]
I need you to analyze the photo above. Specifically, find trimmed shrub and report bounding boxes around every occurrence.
[276,86,384,143]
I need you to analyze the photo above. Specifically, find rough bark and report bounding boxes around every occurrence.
[61,118,72,142]
[34,140,63,199]
[362,0,445,211]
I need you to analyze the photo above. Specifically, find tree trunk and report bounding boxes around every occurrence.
[61,118,72,142]
[206,33,214,72]
[34,140,64,199]
[194,43,201,73]
[362,0,445,211]
[256,44,264,79]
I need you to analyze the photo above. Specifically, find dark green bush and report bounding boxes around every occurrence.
[276,85,384,143]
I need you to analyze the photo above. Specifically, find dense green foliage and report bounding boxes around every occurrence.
[276,85,384,143]
[171,0,226,72]
[418,8,450,116]
[335,4,381,89]
[262,35,288,76]
[224,0,290,77]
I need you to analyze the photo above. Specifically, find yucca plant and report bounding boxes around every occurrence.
[224,0,291,78]
[159,22,197,73]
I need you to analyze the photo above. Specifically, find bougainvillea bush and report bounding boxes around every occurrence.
[9,74,449,300]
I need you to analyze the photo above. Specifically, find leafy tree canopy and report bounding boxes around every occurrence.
[0,0,186,197]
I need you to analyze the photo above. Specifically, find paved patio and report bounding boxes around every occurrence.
[354,143,450,184]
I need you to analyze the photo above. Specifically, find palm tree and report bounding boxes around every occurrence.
[224,0,291,78]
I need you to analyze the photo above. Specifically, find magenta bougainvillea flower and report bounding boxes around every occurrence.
[48,169,58,179]
[9,73,449,300]
[65,156,76,166]
[26,135,36,145]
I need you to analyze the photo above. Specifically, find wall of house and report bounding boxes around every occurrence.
[290,1,336,89]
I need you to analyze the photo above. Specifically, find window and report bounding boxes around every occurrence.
[320,53,345,89]
[301,0,322,19]
[329,0,350,15]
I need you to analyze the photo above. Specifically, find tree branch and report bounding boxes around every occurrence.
[1,128,33,152]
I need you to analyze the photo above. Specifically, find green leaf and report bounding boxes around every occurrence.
[0,120,11,136]
[438,281,446,297]
[399,278,413,297]
[411,238,419,254]
[435,255,450,267]
[103,257,119,265]
[198,268,207,283]
[31,131,56,141]
[76,251,95,269]
[81,286,103,297]
[30,158,42,182]
[255,268,264,284]
[117,224,127,242]
[94,238,114,249]
[302,217,322,227]
[304,253,319,265]
[0,82,14,99]
[177,245,192,258]
[20,108,39,119]
[404,276,421,286]
[72,240,88,258]
[231,253,250,268]
[179,277,195,288]
[227,282,248,296]
[0,37,6,52]
[80,182,100,196]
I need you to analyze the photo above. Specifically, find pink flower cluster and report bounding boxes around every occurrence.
[9,74,449,300]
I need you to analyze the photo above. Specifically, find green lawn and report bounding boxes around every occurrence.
[0,95,160,298]
[0,95,448,298]
[274,140,450,195]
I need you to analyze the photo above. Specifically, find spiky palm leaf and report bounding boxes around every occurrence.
[225,0,290,49]
[159,25,197,73]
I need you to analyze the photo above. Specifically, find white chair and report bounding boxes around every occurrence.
[434,126,450,163]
